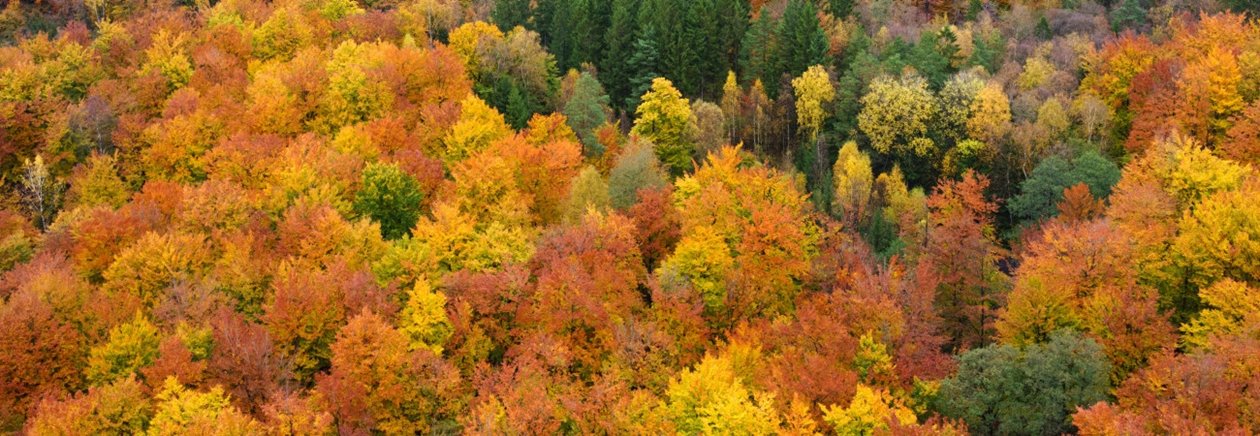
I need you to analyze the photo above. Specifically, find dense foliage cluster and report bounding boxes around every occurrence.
[1,0,1259,433]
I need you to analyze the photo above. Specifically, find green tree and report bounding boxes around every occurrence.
[740,11,781,95]
[353,162,423,240]
[563,72,611,156]
[492,0,532,31]
[1110,0,1146,32]
[777,0,830,79]
[608,140,669,209]
[624,25,661,111]
[938,330,1110,436]
[602,0,641,110]
[1008,151,1121,223]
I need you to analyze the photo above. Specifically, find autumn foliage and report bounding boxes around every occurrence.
[1,0,1259,434]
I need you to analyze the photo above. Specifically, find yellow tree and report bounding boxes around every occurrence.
[632,78,697,176]
[822,384,917,435]
[720,71,741,142]
[397,278,453,354]
[442,95,513,164]
[1180,279,1260,350]
[832,141,873,228]
[662,355,781,435]
[792,65,835,142]
[858,72,938,157]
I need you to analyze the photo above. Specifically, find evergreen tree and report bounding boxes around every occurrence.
[831,0,855,18]
[680,0,722,97]
[777,0,830,79]
[909,29,952,89]
[492,0,532,31]
[1035,16,1053,40]
[602,0,640,110]
[1109,0,1146,32]
[714,0,749,87]
[625,26,661,112]
[740,11,780,95]
[969,32,1003,73]
[966,0,984,21]
[563,72,611,155]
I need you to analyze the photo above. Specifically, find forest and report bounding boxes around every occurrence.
[0,0,1258,433]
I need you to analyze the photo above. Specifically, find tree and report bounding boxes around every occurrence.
[921,171,1006,350]
[624,25,661,112]
[1172,178,1260,304]
[858,73,939,158]
[0,289,85,430]
[101,232,212,308]
[353,162,423,240]
[602,0,641,110]
[19,154,64,230]
[1222,101,1260,164]
[662,355,781,434]
[563,165,611,222]
[938,330,1110,436]
[1177,46,1244,143]
[1008,151,1121,223]
[442,94,513,164]
[147,378,261,434]
[720,71,741,142]
[822,384,918,435]
[1074,336,1260,434]
[315,41,395,134]
[28,377,151,435]
[85,313,160,386]
[632,78,696,175]
[936,71,985,146]
[965,82,1011,145]
[562,72,611,156]
[1110,0,1146,31]
[397,278,454,354]
[740,11,780,94]
[520,212,647,375]
[64,153,127,211]
[492,0,531,30]
[1179,279,1260,350]
[998,220,1174,382]
[664,145,820,326]
[316,311,460,434]
[792,65,834,141]
[777,0,830,78]
[832,141,873,227]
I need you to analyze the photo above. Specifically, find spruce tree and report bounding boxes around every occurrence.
[602,0,640,110]
[777,0,830,79]
[625,26,661,112]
